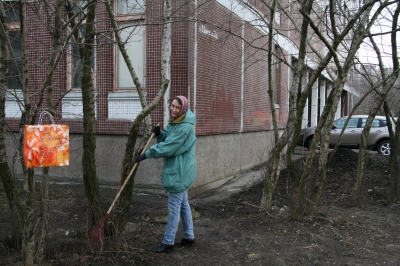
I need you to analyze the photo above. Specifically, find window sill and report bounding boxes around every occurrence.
[62,92,97,119]
[5,92,23,118]
[107,91,142,120]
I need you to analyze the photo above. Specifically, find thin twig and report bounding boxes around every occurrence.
[241,201,276,218]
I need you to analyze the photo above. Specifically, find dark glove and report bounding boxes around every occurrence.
[152,125,161,136]
[136,153,147,162]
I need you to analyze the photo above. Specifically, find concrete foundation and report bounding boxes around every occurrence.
[6,130,276,197]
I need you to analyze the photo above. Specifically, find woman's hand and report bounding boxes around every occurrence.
[152,126,161,136]
[136,154,147,162]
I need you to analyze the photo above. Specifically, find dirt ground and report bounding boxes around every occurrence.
[1,148,400,266]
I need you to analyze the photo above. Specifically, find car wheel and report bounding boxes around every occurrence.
[377,140,390,155]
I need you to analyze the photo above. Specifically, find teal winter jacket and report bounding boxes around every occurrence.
[145,110,197,193]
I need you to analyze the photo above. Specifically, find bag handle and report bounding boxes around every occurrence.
[38,111,55,125]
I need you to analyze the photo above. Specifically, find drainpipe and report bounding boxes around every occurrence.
[187,1,191,111]
[240,20,244,133]
[193,0,198,118]
[163,0,172,126]
[239,20,245,178]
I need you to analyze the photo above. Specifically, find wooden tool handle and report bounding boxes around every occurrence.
[105,124,159,215]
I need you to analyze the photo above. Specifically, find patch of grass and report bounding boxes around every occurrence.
[51,189,76,198]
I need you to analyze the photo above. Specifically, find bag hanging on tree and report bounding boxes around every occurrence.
[23,111,70,168]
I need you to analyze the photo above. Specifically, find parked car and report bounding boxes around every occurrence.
[297,115,394,155]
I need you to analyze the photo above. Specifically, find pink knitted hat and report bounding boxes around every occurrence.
[174,96,188,118]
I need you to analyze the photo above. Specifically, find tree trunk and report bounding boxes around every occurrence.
[81,0,103,227]
[352,3,399,202]
[35,168,50,263]
[108,0,172,233]
[30,0,63,261]
[116,122,142,233]
[391,111,400,200]
[17,0,39,264]
[0,5,23,249]
[388,3,400,202]
[260,148,282,209]
[311,85,343,204]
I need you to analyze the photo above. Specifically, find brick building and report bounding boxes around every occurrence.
[4,0,358,195]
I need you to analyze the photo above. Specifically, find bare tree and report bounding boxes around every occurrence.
[0,1,24,254]
[0,0,76,263]
[214,0,397,218]
[352,3,399,202]
[80,0,104,229]
[103,0,172,234]
[385,2,400,201]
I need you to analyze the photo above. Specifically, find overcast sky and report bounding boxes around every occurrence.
[359,4,400,68]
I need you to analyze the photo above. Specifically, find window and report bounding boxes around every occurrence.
[372,120,380,127]
[115,0,145,91]
[68,0,95,90]
[275,9,280,25]
[117,0,145,14]
[5,2,22,91]
[4,1,23,118]
[7,31,22,90]
[70,26,95,89]
[273,45,281,104]
[71,40,83,89]
[63,0,96,119]
[335,118,358,129]
[5,2,19,23]
[117,23,144,89]
[361,118,386,128]
[107,0,145,120]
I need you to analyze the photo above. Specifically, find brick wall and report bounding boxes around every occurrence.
[194,1,243,134]
[242,23,271,131]
[6,0,290,137]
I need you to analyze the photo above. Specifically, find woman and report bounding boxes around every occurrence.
[136,96,196,253]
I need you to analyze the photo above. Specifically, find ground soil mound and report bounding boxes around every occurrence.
[1,149,398,265]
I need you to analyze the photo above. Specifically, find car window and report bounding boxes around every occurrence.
[334,119,346,129]
[334,118,359,129]
[360,118,366,127]
[360,118,386,128]
[371,120,380,127]
[348,118,359,128]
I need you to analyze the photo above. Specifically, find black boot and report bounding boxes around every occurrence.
[175,238,195,247]
[151,243,174,253]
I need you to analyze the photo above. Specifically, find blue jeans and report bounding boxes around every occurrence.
[162,189,194,245]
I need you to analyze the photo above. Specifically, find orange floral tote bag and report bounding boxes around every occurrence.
[23,111,70,168]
